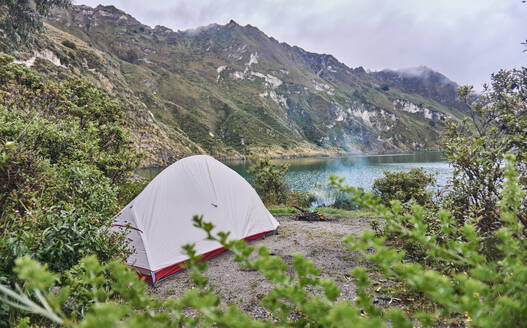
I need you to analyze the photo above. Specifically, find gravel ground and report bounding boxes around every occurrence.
[149,215,377,319]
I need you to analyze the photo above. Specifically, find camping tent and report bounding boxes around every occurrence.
[112,155,279,283]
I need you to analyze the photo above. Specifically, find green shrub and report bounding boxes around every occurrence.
[372,168,435,206]
[285,190,316,208]
[0,0,71,47]
[442,69,527,238]
[2,156,526,327]
[61,39,76,49]
[332,189,361,210]
[117,179,147,206]
[248,158,289,205]
[334,155,527,326]
[308,182,361,210]
[0,56,138,322]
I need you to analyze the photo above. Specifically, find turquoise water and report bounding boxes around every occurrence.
[137,152,452,195]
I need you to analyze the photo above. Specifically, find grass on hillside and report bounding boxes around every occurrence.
[268,206,378,219]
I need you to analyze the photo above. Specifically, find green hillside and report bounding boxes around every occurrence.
[5,4,465,166]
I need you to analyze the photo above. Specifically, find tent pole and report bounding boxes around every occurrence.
[151,272,156,285]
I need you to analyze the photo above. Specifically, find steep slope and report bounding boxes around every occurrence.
[8,4,465,166]
[371,66,464,112]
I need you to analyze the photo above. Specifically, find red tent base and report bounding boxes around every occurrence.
[135,228,278,284]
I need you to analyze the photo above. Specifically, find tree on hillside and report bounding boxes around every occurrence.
[0,0,71,46]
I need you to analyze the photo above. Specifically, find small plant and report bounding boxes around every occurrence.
[372,168,435,206]
[248,158,289,205]
[61,40,76,49]
[369,219,381,234]
[117,179,147,206]
[285,190,316,208]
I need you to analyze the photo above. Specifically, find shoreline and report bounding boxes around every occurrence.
[138,149,444,169]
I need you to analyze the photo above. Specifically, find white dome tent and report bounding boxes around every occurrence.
[112,155,279,283]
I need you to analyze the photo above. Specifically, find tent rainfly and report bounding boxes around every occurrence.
[112,155,279,283]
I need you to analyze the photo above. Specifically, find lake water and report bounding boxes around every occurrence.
[137,152,452,201]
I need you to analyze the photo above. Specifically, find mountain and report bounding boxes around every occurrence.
[371,66,464,111]
[6,4,466,166]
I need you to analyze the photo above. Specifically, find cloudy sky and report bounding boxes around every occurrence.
[75,0,526,89]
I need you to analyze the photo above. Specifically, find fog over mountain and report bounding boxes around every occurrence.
[75,0,527,90]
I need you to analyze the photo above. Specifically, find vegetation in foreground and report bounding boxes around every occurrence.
[1,155,526,327]
[1,2,526,327]
[442,69,527,242]
[0,55,138,325]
